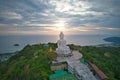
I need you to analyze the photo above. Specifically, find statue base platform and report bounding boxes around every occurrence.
[56,51,83,62]
[57,53,72,57]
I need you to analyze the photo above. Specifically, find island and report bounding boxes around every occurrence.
[14,44,20,46]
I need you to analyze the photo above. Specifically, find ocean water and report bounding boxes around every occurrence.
[0,35,119,53]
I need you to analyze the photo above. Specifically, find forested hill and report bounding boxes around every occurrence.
[0,43,120,80]
[104,37,120,44]
[69,44,120,80]
[0,43,57,80]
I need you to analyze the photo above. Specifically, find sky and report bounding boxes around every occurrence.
[0,0,120,35]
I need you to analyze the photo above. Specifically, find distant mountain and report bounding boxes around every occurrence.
[96,37,120,47]
[103,37,120,45]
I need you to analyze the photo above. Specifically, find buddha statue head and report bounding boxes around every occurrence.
[59,32,64,39]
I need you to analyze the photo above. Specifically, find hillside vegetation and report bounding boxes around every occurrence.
[69,44,120,80]
[0,43,57,80]
[0,43,120,80]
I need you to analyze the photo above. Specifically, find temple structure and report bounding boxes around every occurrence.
[50,32,98,80]
[56,32,71,57]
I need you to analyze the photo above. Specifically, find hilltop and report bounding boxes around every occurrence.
[0,43,120,80]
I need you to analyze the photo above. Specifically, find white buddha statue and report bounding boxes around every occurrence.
[56,32,71,57]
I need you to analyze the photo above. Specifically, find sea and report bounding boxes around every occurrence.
[0,34,120,54]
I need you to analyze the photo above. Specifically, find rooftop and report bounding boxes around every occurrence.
[49,70,77,80]
[85,60,107,79]
[67,59,97,80]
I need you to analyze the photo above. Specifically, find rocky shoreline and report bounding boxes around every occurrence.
[0,52,16,63]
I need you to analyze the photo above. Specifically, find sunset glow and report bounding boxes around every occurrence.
[54,20,66,31]
[0,0,119,35]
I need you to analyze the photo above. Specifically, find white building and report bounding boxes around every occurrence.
[67,60,97,80]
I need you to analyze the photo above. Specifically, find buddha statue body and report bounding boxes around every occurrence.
[56,32,71,57]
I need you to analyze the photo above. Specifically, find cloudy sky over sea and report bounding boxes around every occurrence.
[0,0,120,35]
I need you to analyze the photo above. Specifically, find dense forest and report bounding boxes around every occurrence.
[69,44,120,80]
[0,43,120,80]
[0,43,57,80]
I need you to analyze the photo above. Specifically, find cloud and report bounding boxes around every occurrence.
[0,0,120,35]
[0,11,23,20]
